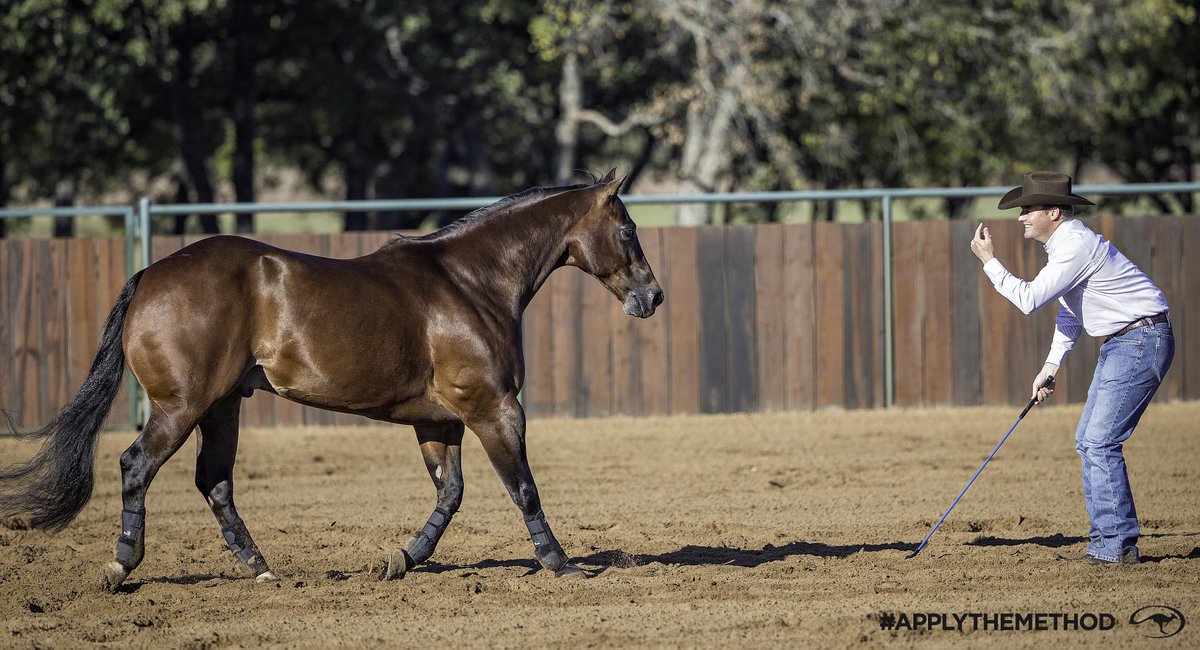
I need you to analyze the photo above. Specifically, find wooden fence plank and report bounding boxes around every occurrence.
[66,239,94,396]
[579,272,613,417]
[892,222,923,406]
[19,241,42,427]
[950,219,982,406]
[524,277,556,418]
[725,225,757,413]
[548,271,582,417]
[843,223,880,409]
[610,282,639,416]
[754,224,786,411]
[636,229,670,415]
[696,226,728,413]
[42,240,68,420]
[0,243,9,421]
[1149,216,1183,402]
[923,220,954,406]
[1182,216,1200,401]
[783,224,815,411]
[813,223,845,408]
[662,228,700,415]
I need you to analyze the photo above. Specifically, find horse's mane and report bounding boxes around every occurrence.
[387,182,591,245]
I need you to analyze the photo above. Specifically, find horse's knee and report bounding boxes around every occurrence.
[440,480,464,513]
[119,445,148,493]
[509,484,541,516]
[199,478,232,508]
[119,444,141,474]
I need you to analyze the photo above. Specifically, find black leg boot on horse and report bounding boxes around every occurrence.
[378,422,465,580]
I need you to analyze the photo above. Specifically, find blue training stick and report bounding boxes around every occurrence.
[907,378,1053,558]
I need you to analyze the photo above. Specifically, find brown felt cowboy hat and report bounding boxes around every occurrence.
[997,171,1095,210]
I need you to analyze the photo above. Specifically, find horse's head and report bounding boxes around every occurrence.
[564,170,664,318]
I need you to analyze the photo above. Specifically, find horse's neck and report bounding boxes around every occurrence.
[437,203,574,316]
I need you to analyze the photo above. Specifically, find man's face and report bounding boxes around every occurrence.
[1018,205,1059,243]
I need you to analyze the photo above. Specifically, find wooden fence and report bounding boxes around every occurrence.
[2,215,1196,430]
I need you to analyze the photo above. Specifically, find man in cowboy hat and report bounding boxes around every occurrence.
[969,170,1173,565]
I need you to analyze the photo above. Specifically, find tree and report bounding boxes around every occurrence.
[0,0,148,235]
[531,1,664,186]
[1061,0,1199,212]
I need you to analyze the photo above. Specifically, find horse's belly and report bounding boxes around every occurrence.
[256,365,456,424]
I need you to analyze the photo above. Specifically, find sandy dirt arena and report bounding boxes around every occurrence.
[2,401,1198,648]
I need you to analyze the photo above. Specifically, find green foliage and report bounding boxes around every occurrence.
[1,0,1196,224]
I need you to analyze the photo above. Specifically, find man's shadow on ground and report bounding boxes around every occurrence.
[968,531,1200,563]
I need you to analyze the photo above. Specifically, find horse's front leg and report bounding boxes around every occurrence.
[471,394,582,577]
[378,422,465,580]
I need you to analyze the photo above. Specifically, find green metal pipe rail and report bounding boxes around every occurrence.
[3,182,1198,429]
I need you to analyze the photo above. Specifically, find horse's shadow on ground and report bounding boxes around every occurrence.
[584,540,916,569]
[418,540,917,576]
[118,539,1200,588]
[418,535,1200,576]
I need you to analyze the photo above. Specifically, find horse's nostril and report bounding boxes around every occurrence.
[652,290,664,307]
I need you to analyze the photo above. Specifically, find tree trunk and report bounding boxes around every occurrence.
[231,0,258,234]
[52,176,77,238]
[554,52,583,184]
[171,12,218,235]
[676,69,740,226]
[623,128,657,193]
[464,123,493,196]
[343,143,369,231]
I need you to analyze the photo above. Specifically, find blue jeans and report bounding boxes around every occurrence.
[1074,321,1174,562]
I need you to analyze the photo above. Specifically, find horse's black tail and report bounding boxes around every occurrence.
[0,270,145,532]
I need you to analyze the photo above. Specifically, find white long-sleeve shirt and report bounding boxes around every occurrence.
[982,218,1169,366]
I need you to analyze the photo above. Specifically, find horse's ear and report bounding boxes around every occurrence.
[601,170,627,199]
[598,168,618,184]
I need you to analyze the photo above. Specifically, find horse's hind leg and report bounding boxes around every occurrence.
[379,422,465,580]
[194,392,276,583]
[100,406,196,592]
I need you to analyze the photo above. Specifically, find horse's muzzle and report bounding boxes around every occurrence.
[623,287,664,318]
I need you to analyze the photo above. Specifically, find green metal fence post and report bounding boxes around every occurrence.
[882,194,895,408]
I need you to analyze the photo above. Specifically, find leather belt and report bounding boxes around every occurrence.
[1104,312,1169,343]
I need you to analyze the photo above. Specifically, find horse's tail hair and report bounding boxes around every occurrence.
[0,270,145,532]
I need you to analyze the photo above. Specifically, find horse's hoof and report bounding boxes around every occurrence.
[255,570,279,583]
[99,561,128,593]
[554,563,585,578]
[377,552,411,581]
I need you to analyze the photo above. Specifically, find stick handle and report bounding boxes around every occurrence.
[1019,375,1056,418]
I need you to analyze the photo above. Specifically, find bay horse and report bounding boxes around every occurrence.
[0,170,662,591]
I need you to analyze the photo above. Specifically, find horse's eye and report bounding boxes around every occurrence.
[619,227,635,241]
